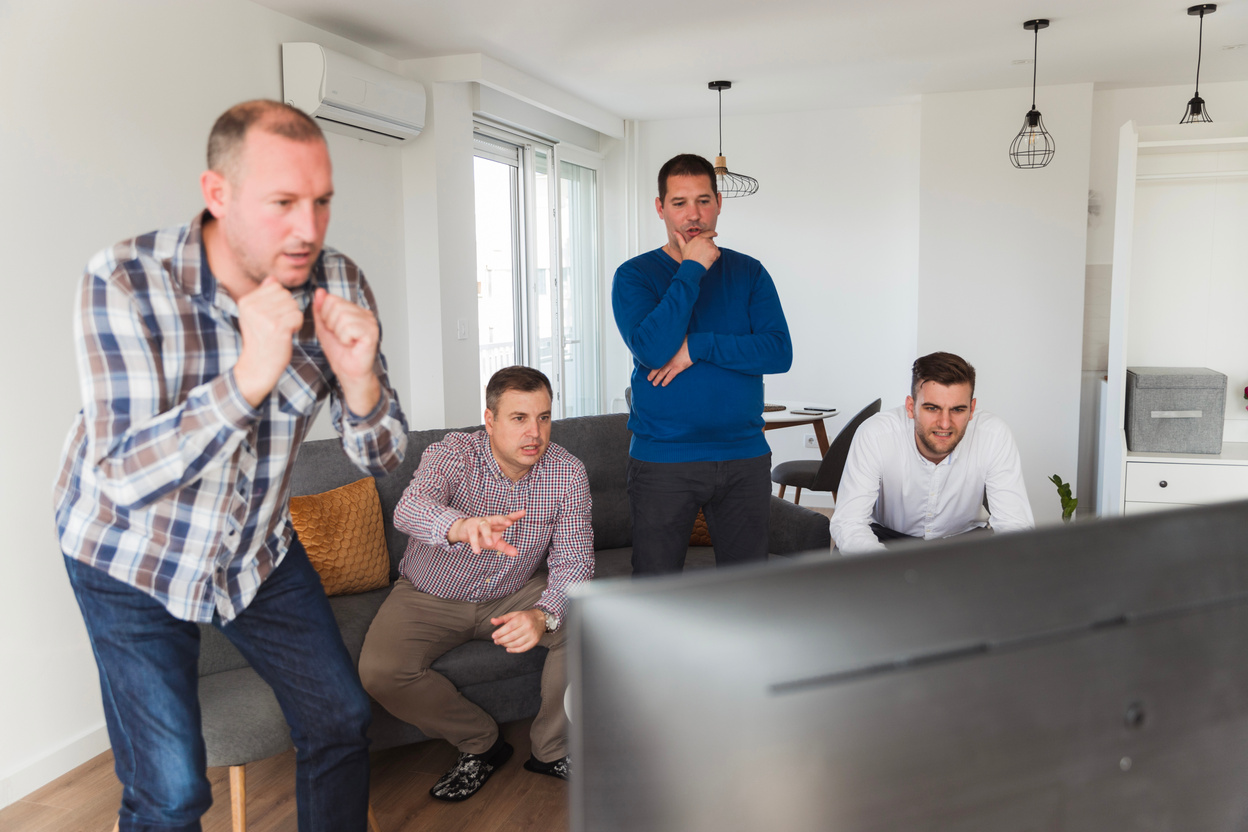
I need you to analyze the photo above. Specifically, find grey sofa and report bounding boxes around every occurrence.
[197,412,831,767]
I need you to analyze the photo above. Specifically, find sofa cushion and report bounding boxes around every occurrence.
[550,414,632,550]
[200,667,290,767]
[290,477,390,596]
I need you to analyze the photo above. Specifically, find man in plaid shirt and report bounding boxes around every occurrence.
[359,365,593,801]
[53,101,407,831]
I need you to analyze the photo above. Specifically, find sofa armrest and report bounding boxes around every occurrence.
[768,496,830,555]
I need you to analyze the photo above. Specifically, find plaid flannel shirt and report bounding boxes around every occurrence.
[53,212,408,622]
[395,430,594,622]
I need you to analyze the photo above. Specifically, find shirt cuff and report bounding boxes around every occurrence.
[218,369,260,429]
[343,384,391,426]
[428,505,469,548]
[535,594,565,624]
[674,259,707,283]
[686,331,713,362]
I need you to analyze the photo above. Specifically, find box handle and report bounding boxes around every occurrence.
[1151,410,1202,419]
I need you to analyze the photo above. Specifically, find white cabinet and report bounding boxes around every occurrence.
[1099,122,1248,516]
[1123,444,1248,514]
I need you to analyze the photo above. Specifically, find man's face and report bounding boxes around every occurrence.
[655,173,721,248]
[484,388,553,481]
[211,129,334,290]
[905,381,976,464]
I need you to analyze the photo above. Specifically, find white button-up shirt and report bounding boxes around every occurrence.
[828,405,1034,554]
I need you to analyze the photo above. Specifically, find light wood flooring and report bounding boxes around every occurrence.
[1,718,567,832]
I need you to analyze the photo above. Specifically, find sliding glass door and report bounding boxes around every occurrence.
[473,126,603,417]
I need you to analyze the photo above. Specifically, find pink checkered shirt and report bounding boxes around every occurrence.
[394,430,594,622]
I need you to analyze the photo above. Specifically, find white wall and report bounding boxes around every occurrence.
[918,84,1094,526]
[621,105,923,505]
[0,0,412,807]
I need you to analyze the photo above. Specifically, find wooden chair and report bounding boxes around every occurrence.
[771,399,882,504]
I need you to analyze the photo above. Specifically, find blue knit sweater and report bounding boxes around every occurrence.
[612,247,792,462]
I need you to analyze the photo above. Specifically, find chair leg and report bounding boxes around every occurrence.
[794,487,802,505]
[230,765,247,832]
[777,484,786,500]
[111,766,376,832]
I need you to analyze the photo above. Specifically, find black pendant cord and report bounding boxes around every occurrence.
[1194,9,1205,97]
[1031,25,1039,110]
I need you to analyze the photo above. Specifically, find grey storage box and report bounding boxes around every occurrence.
[1125,367,1227,454]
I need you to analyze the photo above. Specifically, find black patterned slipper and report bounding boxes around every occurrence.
[523,754,570,781]
[429,738,514,801]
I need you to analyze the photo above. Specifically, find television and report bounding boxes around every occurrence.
[568,500,1248,831]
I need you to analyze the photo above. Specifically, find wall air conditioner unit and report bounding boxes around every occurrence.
[282,42,425,146]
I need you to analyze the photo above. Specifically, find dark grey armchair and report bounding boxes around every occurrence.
[771,399,883,505]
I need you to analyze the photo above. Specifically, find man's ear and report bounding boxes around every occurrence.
[483,407,495,434]
[654,195,664,218]
[201,169,228,219]
[905,396,915,420]
[968,398,977,420]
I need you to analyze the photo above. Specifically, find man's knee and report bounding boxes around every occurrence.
[127,746,213,826]
[357,643,398,700]
[358,643,434,704]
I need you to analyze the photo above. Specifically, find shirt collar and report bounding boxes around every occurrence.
[181,210,326,315]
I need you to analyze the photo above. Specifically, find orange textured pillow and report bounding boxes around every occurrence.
[689,508,713,547]
[289,477,390,596]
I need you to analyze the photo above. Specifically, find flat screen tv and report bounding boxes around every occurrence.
[568,500,1248,831]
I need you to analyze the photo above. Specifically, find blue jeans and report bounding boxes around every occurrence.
[626,453,773,576]
[64,536,372,832]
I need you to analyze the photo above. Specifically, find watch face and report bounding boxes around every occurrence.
[544,611,558,632]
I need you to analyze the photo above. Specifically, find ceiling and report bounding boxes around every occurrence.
[253,0,1248,121]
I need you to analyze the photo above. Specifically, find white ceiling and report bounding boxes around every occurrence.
[254,0,1248,121]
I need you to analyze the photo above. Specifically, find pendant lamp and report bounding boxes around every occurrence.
[707,81,759,197]
[1180,4,1216,124]
[1010,19,1056,169]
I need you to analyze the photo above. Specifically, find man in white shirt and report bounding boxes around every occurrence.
[829,352,1034,554]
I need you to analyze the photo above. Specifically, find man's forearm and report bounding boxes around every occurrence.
[613,261,704,369]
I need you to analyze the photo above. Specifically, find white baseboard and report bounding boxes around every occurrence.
[0,724,111,810]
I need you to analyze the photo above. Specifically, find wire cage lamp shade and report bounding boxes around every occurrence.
[1011,109,1056,169]
[1180,4,1216,124]
[1010,19,1056,170]
[708,81,759,197]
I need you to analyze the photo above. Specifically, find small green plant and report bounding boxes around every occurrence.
[1049,474,1077,523]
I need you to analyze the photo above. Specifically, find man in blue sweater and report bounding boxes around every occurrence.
[612,153,793,576]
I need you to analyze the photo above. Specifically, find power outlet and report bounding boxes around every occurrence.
[456,319,468,340]
[804,434,817,449]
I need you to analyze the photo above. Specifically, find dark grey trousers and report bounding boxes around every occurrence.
[626,454,772,576]
[870,522,993,548]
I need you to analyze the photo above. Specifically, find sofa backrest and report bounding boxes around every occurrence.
[289,412,633,576]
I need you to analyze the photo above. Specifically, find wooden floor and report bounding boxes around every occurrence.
[0,718,568,832]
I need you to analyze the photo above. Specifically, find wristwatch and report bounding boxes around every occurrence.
[541,609,560,633]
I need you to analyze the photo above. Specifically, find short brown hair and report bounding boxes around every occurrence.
[911,352,976,399]
[658,154,718,202]
[207,100,324,182]
[485,366,553,414]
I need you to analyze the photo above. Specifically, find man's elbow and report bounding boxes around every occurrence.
[764,337,794,374]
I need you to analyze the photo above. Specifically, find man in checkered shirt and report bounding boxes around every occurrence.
[359,365,594,801]
[53,101,407,831]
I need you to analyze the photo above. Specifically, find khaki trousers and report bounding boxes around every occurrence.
[358,576,567,761]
